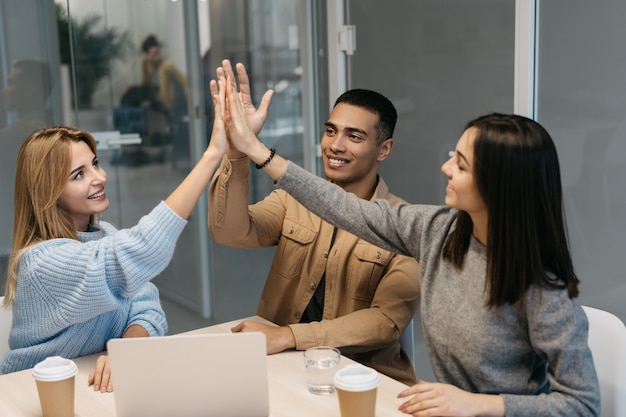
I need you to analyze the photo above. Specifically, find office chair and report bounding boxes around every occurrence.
[582,305,626,417]
[0,296,12,357]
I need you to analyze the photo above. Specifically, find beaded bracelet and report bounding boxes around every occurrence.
[255,147,276,169]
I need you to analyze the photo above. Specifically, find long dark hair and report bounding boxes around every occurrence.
[442,113,579,307]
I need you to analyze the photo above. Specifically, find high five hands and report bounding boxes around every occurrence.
[222,59,273,136]
[210,59,273,157]
[211,59,288,181]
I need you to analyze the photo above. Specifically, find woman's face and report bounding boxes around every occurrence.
[57,140,109,231]
[441,127,487,218]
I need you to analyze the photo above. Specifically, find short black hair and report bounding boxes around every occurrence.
[334,89,397,144]
[141,34,161,53]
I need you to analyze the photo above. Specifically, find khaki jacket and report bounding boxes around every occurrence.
[140,59,187,111]
[209,156,420,385]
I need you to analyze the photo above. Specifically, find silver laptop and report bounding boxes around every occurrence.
[107,332,269,417]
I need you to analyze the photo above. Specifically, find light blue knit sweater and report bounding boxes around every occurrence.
[1,201,186,374]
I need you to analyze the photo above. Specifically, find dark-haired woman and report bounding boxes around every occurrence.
[1,77,228,392]
[221,73,600,416]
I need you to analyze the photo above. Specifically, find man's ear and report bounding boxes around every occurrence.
[377,138,394,162]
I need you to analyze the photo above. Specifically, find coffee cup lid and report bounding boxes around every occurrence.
[333,364,381,391]
[32,356,78,381]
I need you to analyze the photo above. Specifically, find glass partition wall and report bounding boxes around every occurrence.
[0,1,60,288]
[201,0,320,324]
[345,0,515,205]
[54,0,317,323]
[56,0,213,317]
[536,0,626,321]
[342,0,516,382]
[0,0,317,327]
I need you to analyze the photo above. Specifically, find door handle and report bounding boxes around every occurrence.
[92,131,142,150]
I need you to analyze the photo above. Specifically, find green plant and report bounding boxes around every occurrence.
[56,4,133,108]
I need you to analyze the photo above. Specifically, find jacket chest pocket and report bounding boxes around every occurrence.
[270,220,317,279]
[348,242,394,303]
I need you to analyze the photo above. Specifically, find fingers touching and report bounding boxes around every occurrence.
[214,59,274,135]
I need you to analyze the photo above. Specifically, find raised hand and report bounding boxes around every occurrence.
[218,59,273,136]
[222,70,289,182]
[222,73,258,152]
[208,74,229,156]
[162,72,229,219]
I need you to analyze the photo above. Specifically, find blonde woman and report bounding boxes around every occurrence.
[1,78,228,391]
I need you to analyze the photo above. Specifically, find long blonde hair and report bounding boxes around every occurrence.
[3,127,98,305]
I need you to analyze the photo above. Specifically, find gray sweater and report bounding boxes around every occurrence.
[278,162,600,416]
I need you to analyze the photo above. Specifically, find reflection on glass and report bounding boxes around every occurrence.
[346,0,515,383]
[2,0,313,325]
[348,0,515,205]
[0,60,54,257]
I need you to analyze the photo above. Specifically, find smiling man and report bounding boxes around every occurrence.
[209,85,420,385]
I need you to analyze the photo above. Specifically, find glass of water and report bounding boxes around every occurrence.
[303,346,341,395]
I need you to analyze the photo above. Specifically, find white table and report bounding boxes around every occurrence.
[0,316,409,416]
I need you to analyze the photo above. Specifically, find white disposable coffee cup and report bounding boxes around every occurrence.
[32,356,78,417]
[333,364,381,417]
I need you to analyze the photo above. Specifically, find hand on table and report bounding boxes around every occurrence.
[86,325,150,393]
[231,320,296,354]
[87,354,113,393]
[397,380,505,417]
